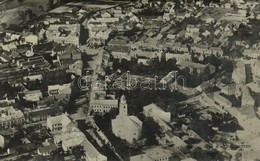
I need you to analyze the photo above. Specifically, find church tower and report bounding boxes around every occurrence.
[119,95,128,116]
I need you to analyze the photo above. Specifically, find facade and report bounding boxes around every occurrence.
[112,95,142,144]
[46,114,75,132]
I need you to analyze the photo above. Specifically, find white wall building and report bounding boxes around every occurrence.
[112,95,142,144]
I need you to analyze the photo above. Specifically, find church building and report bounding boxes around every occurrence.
[111,95,143,144]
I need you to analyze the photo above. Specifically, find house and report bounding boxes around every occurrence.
[178,61,215,75]
[0,134,5,148]
[220,84,236,95]
[252,60,260,81]
[90,91,118,114]
[112,95,142,144]
[16,55,49,70]
[88,17,119,24]
[171,42,189,53]
[141,0,150,5]
[29,107,62,122]
[241,86,255,107]
[210,46,223,57]
[213,92,232,107]
[0,106,25,130]
[132,50,159,60]
[164,130,187,147]
[37,143,57,156]
[108,46,131,61]
[196,81,212,92]
[165,52,191,63]
[48,114,107,161]
[23,74,43,83]
[143,103,171,132]
[0,51,12,63]
[186,24,200,33]
[100,11,112,18]
[191,44,211,56]
[243,48,260,59]
[46,114,75,132]
[24,35,38,45]
[130,146,173,161]
[23,90,43,102]
[48,83,72,100]
[160,71,176,85]
[137,58,149,66]
[53,44,81,65]
[232,61,246,84]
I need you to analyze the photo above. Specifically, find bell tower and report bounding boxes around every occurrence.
[119,95,128,116]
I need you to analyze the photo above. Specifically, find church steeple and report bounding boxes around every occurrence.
[119,95,128,116]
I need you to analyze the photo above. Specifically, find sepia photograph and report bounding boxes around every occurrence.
[0,0,259,160]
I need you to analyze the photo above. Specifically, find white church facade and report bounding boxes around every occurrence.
[111,95,143,144]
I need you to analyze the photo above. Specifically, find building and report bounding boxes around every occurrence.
[241,86,255,107]
[112,95,142,144]
[23,90,43,102]
[48,114,107,161]
[213,92,232,107]
[191,44,211,56]
[165,52,191,63]
[160,71,176,85]
[164,130,187,148]
[46,24,80,47]
[0,134,5,148]
[53,44,82,65]
[143,103,171,132]
[88,17,120,24]
[220,84,236,95]
[37,143,57,156]
[178,61,215,75]
[48,83,72,100]
[232,61,246,84]
[46,114,75,132]
[28,107,62,122]
[0,106,25,130]
[130,146,173,161]
[171,42,189,53]
[251,60,260,81]
[108,46,131,61]
[90,91,118,114]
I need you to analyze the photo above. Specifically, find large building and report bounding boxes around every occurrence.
[232,61,246,84]
[46,114,75,132]
[47,114,107,161]
[0,106,25,130]
[112,95,142,144]
[90,91,118,114]
[46,24,80,47]
[143,103,172,132]
[48,83,72,100]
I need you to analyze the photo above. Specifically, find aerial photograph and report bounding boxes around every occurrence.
[0,0,260,160]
